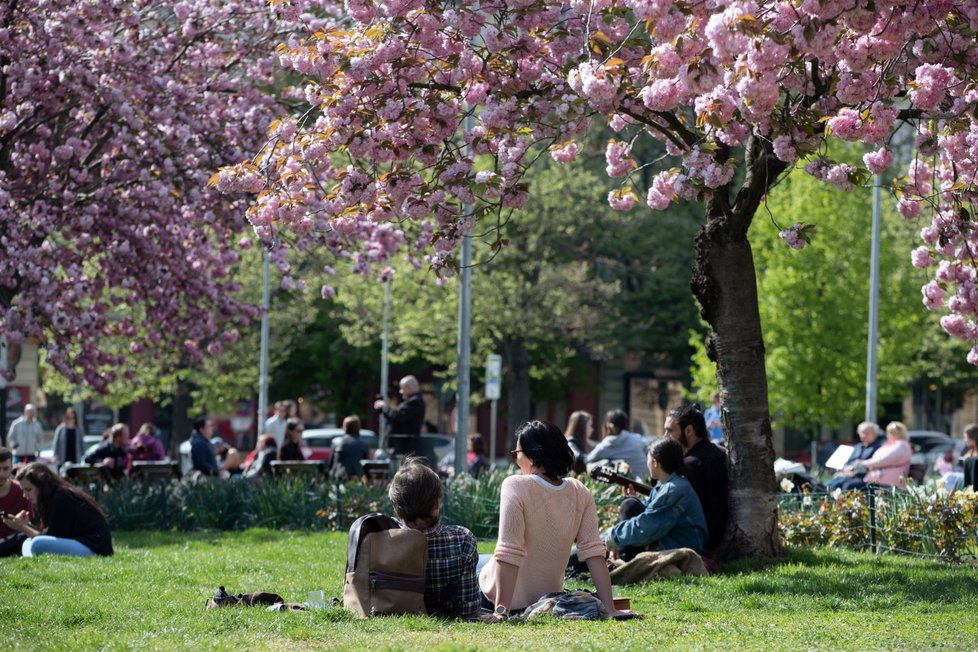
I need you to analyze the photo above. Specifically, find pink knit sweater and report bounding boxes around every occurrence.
[479,474,606,610]
[863,439,912,488]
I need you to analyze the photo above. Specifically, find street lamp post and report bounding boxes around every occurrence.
[258,248,271,437]
[454,112,474,477]
[865,175,881,424]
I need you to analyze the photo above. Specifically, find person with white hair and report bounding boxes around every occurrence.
[374,375,425,437]
[8,404,43,464]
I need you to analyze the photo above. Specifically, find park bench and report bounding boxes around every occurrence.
[270,460,323,476]
[130,461,181,482]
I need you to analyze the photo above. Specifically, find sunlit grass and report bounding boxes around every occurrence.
[1,530,976,650]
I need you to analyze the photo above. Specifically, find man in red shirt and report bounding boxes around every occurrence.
[0,447,32,556]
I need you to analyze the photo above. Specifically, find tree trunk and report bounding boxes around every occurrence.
[690,135,788,559]
[502,337,531,451]
[170,376,193,459]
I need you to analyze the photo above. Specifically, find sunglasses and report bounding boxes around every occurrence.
[510,449,523,462]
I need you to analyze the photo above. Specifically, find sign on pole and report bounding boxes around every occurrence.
[485,354,502,400]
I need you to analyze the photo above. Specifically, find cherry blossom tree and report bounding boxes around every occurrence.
[222,0,978,556]
[0,0,332,391]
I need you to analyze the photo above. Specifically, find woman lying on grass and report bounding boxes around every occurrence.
[478,420,628,620]
[1,462,113,557]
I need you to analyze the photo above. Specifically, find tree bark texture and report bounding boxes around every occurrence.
[690,135,787,559]
[502,337,531,451]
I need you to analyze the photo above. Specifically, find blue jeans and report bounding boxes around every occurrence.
[22,535,95,558]
[477,553,492,576]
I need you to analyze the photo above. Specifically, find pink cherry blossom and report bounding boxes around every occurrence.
[2,0,331,390]
[863,148,893,175]
[608,189,637,211]
[205,0,978,381]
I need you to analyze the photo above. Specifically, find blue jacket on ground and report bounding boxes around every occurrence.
[608,473,708,555]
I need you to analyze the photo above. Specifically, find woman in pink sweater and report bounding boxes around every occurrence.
[479,420,626,620]
[861,421,913,489]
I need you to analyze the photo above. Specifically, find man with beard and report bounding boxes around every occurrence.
[664,404,729,553]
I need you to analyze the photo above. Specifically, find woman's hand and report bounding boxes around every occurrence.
[622,484,636,497]
[3,509,31,533]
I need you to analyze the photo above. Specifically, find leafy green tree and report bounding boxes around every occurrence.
[691,162,964,431]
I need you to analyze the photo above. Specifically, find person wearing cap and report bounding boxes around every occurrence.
[189,416,220,477]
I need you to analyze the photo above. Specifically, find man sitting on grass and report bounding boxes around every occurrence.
[388,457,480,620]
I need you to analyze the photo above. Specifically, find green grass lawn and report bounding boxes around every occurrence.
[1,530,976,651]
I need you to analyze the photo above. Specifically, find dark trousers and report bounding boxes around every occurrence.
[617,497,651,561]
[0,533,25,557]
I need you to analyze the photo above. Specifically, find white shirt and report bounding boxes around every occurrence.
[265,415,288,448]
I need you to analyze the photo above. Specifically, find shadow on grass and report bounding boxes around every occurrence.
[725,547,978,605]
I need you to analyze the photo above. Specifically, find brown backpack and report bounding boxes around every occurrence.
[343,513,428,617]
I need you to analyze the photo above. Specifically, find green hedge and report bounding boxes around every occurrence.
[94,472,978,561]
[85,468,627,537]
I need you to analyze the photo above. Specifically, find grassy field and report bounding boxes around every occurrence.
[1,529,976,651]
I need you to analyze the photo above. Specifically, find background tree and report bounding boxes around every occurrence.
[223,2,978,557]
[335,161,622,442]
[691,152,944,431]
[0,0,331,391]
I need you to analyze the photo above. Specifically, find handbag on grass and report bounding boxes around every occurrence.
[343,513,428,617]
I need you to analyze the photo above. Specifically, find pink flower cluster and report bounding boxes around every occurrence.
[778,223,809,251]
[211,0,978,368]
[2,0,329,389]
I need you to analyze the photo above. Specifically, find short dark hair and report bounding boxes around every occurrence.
[0,447,12,464]
[468,433,485,455]
[604,410,628,435]
[343,415,361,437]
[515,420,574,479]
[193,416,208,431]
[649,438,686,475]
[389,456,443,523]
[669,403,708,441]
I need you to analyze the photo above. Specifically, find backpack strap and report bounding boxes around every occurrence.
[346,513,402,572]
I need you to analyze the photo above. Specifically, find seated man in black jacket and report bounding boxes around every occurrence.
[84,423,130,480]
[664,404,729,554]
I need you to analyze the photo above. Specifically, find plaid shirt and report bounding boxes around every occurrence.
[421,523,480,619]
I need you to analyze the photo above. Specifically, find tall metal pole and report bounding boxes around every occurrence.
[865,175,881,423]
[258,248,271,437]
[454,112,474,477]
[379,278,392,449]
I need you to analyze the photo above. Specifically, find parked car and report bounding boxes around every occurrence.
[302,428,380,463]
[908,430,958,472]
